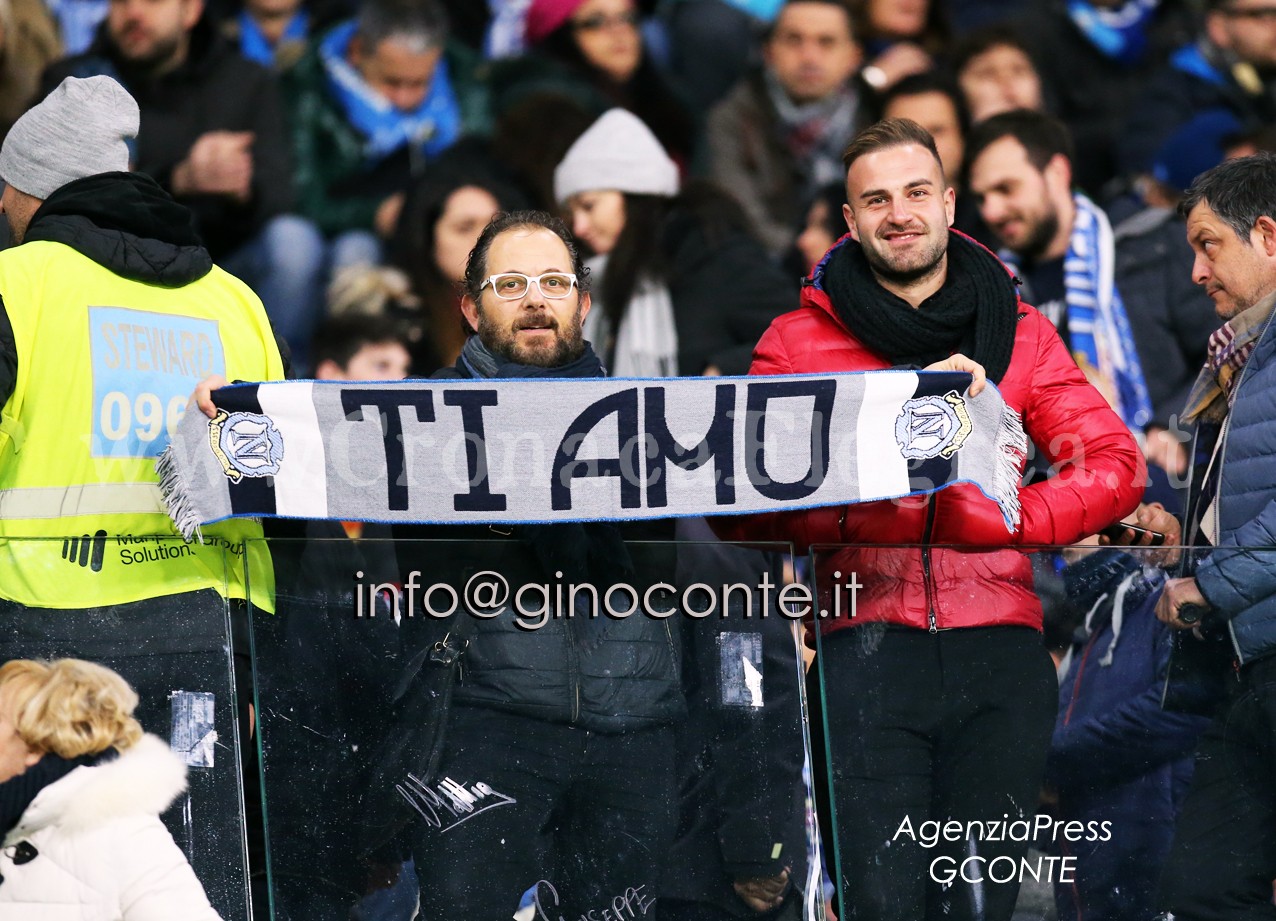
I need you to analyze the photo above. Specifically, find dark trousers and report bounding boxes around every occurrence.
[412,706,677,921]
[819,625,1057,921]
[1157,654,1276,920]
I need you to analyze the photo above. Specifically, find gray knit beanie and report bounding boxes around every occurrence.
[554,109,679,205]
[0,76,139,199]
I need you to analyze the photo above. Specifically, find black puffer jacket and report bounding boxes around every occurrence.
[398,523,684,733]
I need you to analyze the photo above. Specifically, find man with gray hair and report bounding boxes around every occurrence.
[279,0,488,367]
[1153,150,1276,921]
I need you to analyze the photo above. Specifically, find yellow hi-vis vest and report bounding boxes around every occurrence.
[0,240,285,610]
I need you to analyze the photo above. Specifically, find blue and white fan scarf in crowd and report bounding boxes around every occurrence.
[1000,193,1152,432]
[156,372,1026,539]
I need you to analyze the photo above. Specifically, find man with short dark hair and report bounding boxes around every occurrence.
[1153,151,1276,921]
[716,117,1144,921]
[879,73,968,187]
[966,108,1215,482]
[706,0,863,256]
[951,25,1044,124]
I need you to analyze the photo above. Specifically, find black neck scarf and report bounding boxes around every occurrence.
[1,749,112,836]
[822,231,1019,383]
[458,336,635,652]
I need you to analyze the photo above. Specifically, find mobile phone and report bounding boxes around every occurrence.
[1099,522,1167,547]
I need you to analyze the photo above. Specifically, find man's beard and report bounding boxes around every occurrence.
[1014,209,1060,263]
[478,307,587,368]
[863,230,948,286]
[114,29,185,74]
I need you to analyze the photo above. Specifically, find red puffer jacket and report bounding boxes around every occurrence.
[715,233,1145,635]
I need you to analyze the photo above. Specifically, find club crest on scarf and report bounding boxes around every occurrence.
[208,411,284,482]
[895,391,973,461]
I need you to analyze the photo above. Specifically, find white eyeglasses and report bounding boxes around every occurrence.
[480,272,578,300]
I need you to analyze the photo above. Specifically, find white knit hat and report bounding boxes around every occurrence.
[554,109,679,205]
[0,76,139,199]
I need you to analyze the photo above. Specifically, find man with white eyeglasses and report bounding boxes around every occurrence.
[443,209,594,376]
[393,209,688,920]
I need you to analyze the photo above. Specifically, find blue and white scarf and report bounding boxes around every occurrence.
[1066,0,1160,65]
[1001,193,1152,432]
[319,21,462,163]
[239,10,309,67]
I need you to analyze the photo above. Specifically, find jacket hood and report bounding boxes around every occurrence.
[4,735,188,846]
[802,228,1022,319]
[24,171,212,287]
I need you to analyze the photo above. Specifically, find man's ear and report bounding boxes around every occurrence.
[313,359,345,381]
[183,0,205,32]
[1255,215,1276,257]
[578,291,592,323]
[842,202,859,241]
[460,294,480,332]
[1044,153,1073,196]
[1205,12,1231,51]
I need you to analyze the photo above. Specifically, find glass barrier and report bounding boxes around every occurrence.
[0,535,250,921]
[808,538,1245,921]
[8,529,1254,921]
[246,527,826,921]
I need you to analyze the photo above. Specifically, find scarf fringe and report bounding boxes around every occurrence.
[156,445,205,544]
[994,403,1028,531]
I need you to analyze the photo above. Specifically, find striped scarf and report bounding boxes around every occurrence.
[1183,290,1276,423]
[1000,193,1152,431]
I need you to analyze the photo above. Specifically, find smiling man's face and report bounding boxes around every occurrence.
[461,226,591,367]
[844,142,955,288]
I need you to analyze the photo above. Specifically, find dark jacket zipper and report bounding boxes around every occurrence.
[923,498,939,632]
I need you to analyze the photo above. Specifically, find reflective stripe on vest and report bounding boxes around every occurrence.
[0,483,165,519]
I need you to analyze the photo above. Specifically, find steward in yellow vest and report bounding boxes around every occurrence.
[0,77,285,612]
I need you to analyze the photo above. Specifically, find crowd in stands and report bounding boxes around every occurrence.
[2,1,1273,919]
[0,0,1252,424]
[0,0,1257,397]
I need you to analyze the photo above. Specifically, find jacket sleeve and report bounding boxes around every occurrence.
[929,314,1146,547]
[1048,609,1210,791]
[245,67,295,222]
[1193,500,1276,619]
[116,818,224,921]
[1014,316,1146,545]
[286,71,381,235]
[705,91,793,257]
